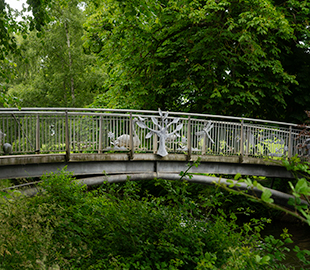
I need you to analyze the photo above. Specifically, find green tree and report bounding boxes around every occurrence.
[0,0,51,107]
[7,0,105,107]
[84,0,308,120]
[0,0,20,107]
[274,0,310,123]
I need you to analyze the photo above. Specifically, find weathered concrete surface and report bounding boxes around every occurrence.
[0,154,66,166]
[0,153,280,166]
[0,153,292,180]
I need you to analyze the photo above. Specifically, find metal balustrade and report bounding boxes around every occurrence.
[0,108,307,159]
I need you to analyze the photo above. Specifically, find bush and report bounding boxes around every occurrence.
[0,168,308,269]
[0,190,55,269]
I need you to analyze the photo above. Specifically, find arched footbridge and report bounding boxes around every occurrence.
[0,108,307,183]
[1,108,309,206]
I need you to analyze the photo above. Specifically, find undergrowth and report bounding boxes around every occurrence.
[0,167,309,269]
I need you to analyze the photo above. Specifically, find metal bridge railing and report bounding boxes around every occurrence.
[0,108,307,160]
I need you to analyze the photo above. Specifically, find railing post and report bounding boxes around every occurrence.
[288,125,292,159]
[240,119,244,162]
[129,113,134,160]
[65,110,70,162]
[202,121,206,155]
[246,128,249,157]
[187,117,192,161]
[153,124,158,154]
[99,115,103,153]
[36,114,40,154]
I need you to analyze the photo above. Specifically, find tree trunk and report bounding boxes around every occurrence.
[64,21,75,104]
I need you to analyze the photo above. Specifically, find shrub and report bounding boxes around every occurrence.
[0,168,308,269]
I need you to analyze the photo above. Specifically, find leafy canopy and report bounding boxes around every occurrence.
[84,0,301,120]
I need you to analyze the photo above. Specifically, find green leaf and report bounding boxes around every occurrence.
[234,173,242,180]
[284,238,294,244]
[295,178,310,195]
[227,179,235,188]
[261,255,270,264]
[261,189,274,204]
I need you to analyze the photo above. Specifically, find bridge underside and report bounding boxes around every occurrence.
[77,173,303,208]
[20,172,303,209]
[0,153,293,180]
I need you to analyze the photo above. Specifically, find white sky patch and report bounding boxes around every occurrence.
[6,0,32,19]
[298,40,310,53]
[7,0,27,11]
[78,2,86,11]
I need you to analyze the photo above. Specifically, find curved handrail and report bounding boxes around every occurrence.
[0,107,301,126]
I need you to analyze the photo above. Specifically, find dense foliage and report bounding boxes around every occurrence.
[6,0,104,107]
[0,0,309,122]
[0,169,309,269]
[84,0,310,122]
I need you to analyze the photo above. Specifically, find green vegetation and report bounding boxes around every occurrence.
[0,0,309,122]
[220,155,310,226]
[1,0,310,267]
[0,168,309,269]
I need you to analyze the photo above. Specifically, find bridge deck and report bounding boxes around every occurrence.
[0,153,292,180]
